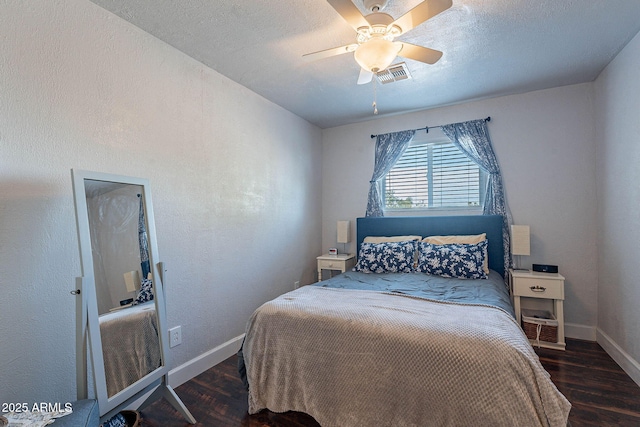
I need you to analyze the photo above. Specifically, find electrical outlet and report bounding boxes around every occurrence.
[169,326,182,348]
[294,281,300,289]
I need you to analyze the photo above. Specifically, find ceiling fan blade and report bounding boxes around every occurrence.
[391,0,452,35]
[303,44,358,62]
[397,42,443,64]
[357,68,373,85]
[327,0,370,31]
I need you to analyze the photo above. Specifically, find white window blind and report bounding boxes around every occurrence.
[384,137,486,210]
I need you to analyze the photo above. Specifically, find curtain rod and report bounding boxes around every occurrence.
[370,116,491,139]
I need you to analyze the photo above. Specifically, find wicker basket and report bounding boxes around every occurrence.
[522,309,558,344]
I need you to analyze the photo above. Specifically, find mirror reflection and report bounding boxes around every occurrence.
[84,179,161,398]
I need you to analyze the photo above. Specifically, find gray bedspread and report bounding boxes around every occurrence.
[242,274,570,426]
[314,270,514,316]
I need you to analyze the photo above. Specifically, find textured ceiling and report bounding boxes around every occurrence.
[88,0,640,129]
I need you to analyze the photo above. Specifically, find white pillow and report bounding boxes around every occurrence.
[364,235,422,243]
[422,233,486,245]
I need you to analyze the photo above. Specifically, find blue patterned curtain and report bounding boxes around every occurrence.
[365,130,416,217]
[441,120,513,273]
[138,195,150,279]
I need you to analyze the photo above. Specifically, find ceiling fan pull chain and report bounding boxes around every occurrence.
[372,78,379,115]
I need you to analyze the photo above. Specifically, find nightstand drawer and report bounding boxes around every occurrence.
[513,277,564,300]
[317,254,356,281]
[318,259,347,270]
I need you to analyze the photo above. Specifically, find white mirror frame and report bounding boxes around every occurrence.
[71,169,195,423]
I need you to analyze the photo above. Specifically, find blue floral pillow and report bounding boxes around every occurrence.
[354,241,416,273]
[133,278,154,305]
[417,240,488,279]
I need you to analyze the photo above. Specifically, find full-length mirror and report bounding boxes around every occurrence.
[72,169,194,423]
[85,179,160,398]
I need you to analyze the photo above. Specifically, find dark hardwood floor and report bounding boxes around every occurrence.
[535,339,640,426]
[140,339,640,426]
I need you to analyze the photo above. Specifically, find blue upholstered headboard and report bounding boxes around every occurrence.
[356,215,505,278]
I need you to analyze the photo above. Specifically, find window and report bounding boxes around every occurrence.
[383,131,487,211]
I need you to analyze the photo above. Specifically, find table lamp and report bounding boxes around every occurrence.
[337,220,351,254]
[511,225,530,271]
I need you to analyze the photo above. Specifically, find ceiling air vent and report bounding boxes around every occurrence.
[375,62,412,84]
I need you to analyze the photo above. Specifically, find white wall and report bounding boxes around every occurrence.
[322,83,598,338]
[594,30,640,384]
[0,0,321,405]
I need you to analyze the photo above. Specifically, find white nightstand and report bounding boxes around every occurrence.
[510,269,566,350]
[317,254,356,281]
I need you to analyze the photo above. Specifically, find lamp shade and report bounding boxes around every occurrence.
[510,225,530,256]
[337,220,351,244]
[124,270,140,293]
[354,38,401,73]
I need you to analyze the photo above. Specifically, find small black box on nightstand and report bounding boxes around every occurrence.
[532,264,558,273]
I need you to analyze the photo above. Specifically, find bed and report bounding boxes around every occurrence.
[239,215,570,426]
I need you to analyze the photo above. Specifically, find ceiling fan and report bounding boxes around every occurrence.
[304,0,452,84]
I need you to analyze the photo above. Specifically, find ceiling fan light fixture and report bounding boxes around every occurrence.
[354,37,401,73]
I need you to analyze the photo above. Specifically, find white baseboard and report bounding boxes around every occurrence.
[564,322,596,341]
[597,328,640,387]
[167,334,244,389]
